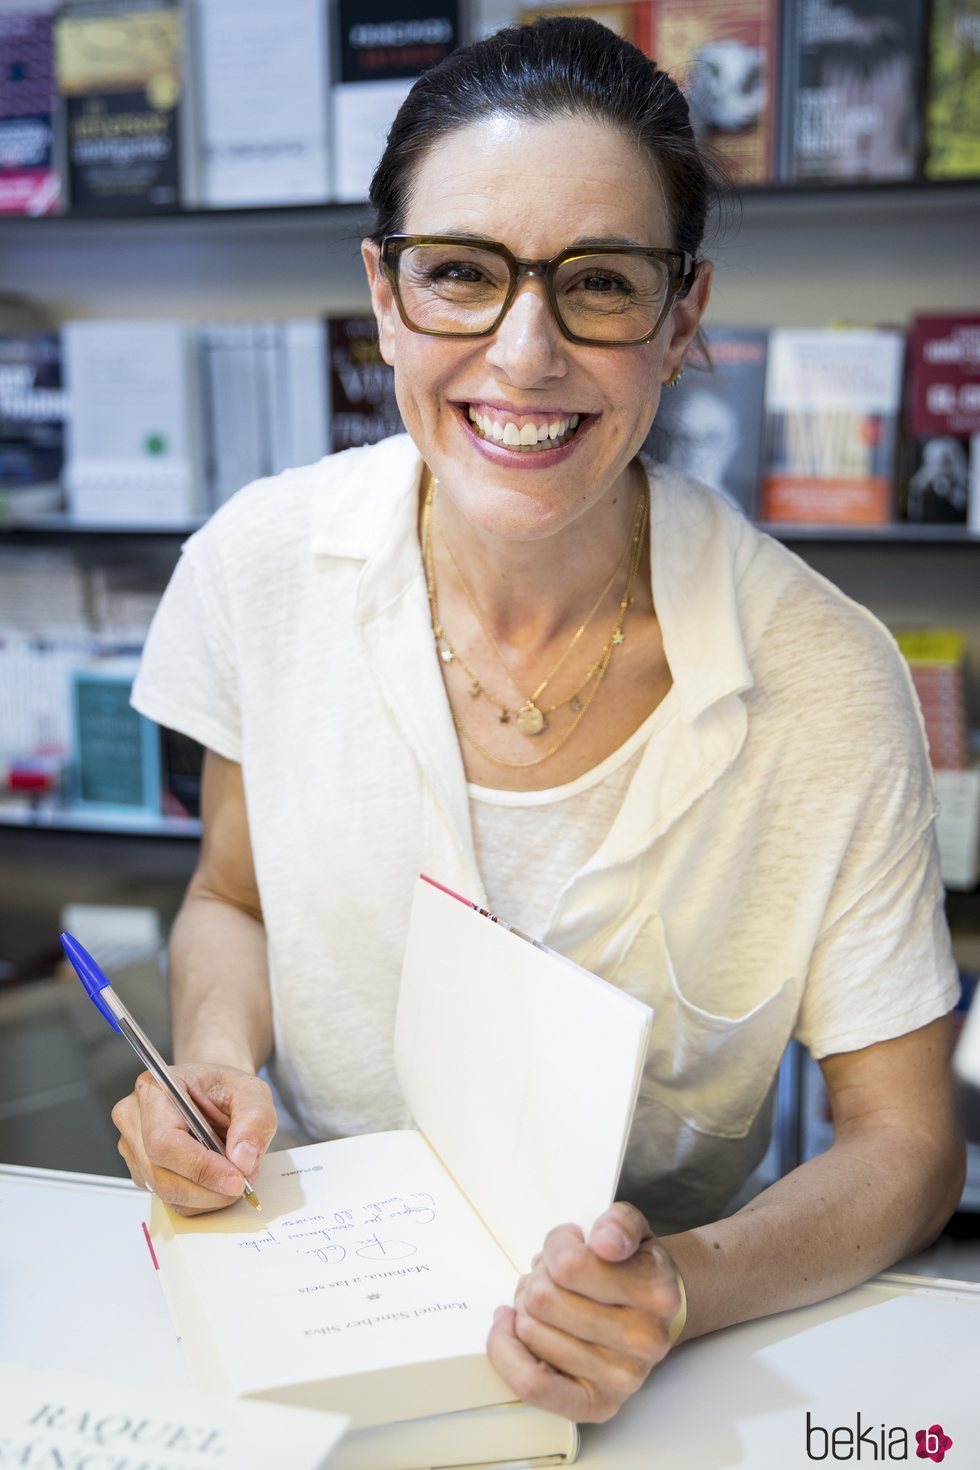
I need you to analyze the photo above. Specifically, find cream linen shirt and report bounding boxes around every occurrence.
[132,435,959,1235]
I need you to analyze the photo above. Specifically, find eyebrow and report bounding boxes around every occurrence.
[424,231,657,252]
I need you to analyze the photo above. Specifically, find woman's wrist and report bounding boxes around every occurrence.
[666,1266,688,1346]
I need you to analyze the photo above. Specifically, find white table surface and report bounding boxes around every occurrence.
[3,1164,978,1468]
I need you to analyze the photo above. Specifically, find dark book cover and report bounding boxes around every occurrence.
[0,9,61,215]
[54,0,183,215]
[327,318,403,453]
[654,0,778,185]
[899,314,980,523]
[336,0,460,85]
[925,0,980,180]
[0,332,66,509]
[645,327,768,519]
[778,0,928,181]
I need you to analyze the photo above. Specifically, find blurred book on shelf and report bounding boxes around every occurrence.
[899,313,980,528]
[0,5,61,216]
[69,653,161,816]
[183,0,331,208]
[777,0,928,182]
[62,319,206,523]
[649,0,778,184]
[331,0,460,204]
[327,316,402,452]
[894,629,978,892]
[53,0,187,215]
[200,319,328,509]
[925,0,980,181]
[760,327,905,526]
[646,326,768,518]
[518,3,654,52]
[0,331,66,523]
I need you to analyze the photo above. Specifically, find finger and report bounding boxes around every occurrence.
[587,1202,651,1261]
[488,1306,617,1423]
[538,1230,684,1326]
[513,1299,652,1405]
[518,1266,669,1362]
[134,1076,248,1206]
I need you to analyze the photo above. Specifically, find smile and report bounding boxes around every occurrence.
[465,404,583,452]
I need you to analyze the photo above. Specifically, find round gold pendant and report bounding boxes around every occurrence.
[516,702,546,736]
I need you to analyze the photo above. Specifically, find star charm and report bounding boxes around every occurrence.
[440,648,454,663]
[611,630,625,645]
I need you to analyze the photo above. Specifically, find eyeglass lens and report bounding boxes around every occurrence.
[395,242,674,342]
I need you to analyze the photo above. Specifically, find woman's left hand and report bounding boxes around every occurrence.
[486,1202,684,1423]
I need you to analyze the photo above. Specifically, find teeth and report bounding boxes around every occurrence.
[466,407,583,451]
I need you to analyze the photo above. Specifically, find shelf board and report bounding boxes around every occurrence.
[765,523,980,546]
[0,514,203,537]
[0,805,201,838]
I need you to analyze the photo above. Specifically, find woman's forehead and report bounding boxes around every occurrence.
[402,112,671,249]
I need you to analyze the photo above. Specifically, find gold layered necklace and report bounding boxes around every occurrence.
[422,475,649,770]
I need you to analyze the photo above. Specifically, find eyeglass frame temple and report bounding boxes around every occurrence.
[378,233,697,346]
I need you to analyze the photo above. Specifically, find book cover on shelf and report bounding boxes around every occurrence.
[0,7,61,216]
[900,314,980,526]
[332,0,460,204]
[925,0,980,181]
[650,0,778,185]
[777,0,929,182]
[893,627,970,774]
[645,326,768,519]
[62,319,206,523]
[327,317,402,452]
[53,0,185,215]
[184,0,331,208]
[69,655,162,816]
[760,327,905,526]
[517,4,655,56]
[148,873,652,1462]
[0,331,67,522]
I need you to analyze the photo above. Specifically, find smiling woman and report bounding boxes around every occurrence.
[116,15,964,1432]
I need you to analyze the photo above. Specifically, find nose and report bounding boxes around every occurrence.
[482,273,569,387]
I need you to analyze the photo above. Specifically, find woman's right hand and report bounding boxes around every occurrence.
[111,1062,278,1216]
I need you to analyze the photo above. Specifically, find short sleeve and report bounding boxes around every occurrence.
[793,823,960,1059]
[130,537,242,762]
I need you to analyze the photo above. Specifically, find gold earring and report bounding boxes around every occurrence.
[664,366,684,388]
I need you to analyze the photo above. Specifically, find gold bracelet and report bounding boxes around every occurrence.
[666,1269,688,1347]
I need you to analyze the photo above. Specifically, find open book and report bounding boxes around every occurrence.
[149,875,653,1468]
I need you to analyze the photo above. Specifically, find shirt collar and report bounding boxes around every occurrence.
[309,436,756,723]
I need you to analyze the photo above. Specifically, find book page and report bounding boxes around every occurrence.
[0,1361,347,1470]
[395,878,653,1270]
[151,1132,517,1414]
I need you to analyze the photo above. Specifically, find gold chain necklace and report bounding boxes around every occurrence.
[422,479,649,769]
[435,491,633,731]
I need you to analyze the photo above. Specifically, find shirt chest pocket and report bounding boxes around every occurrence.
[610,915,804,1139]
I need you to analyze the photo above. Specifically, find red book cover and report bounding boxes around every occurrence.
[905,315,980,439]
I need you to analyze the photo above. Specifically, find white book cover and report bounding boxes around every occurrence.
[331,78,411,203]
[62,320,206,524]
[186,0,330,208]
[0,1361,347,1470]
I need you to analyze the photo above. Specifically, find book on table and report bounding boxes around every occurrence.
[149,873,654,1468]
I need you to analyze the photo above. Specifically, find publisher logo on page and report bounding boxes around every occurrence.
[804,1413,954,1461]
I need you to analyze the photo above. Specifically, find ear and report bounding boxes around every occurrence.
[660,259,713,384]
[361,239,398,367]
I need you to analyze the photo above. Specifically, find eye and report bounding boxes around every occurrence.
[424,261,488,284]
[573,270,633,295]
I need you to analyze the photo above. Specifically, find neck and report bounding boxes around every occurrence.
[424,463,648,651]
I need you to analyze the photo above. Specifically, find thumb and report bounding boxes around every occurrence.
[587,1201,652,1262]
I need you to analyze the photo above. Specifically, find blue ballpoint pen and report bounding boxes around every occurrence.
[59,931,261,1210]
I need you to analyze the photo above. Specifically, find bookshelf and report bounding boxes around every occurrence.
[1,175,978,1201]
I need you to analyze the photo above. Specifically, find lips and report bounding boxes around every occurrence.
[466,404,582,451]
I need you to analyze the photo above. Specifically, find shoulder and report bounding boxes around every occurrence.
[181,435,422,582]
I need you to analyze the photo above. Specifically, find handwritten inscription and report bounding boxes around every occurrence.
[237,1192,438,1275]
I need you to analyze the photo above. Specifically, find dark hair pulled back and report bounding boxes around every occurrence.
[368,17,724,263]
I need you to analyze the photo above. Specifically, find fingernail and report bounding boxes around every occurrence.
[221,1170,245,1195]
[230,1141,257,1173]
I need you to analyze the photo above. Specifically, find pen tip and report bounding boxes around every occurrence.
[245,1191,262,1211]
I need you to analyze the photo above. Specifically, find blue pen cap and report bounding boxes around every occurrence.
[60,931,121,1033]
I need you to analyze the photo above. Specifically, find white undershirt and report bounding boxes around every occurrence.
[468,698,672,939]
